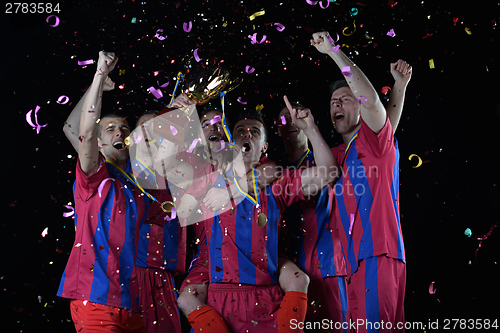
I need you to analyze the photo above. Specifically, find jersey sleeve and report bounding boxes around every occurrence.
[271,168,305,211]
[357,116,395,158]
[75,154,109,201]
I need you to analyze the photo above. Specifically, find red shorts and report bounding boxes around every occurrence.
[179,245,210,292]
[70,300,146,333]
[306,276,348,331]
[207,283,283,333]
[135,267,182,333]
[348,255,406,333]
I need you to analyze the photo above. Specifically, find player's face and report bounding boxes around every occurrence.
[330,86,361,135]
[277,107,307,145]
[200,110,225,143]
[98,117,131,162]
[233,119,268,165]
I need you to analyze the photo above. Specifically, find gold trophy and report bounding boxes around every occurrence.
[153,56,242,145]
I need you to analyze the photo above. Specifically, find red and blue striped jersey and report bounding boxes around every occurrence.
[282,151,346,281]
[207,169,305,285]
[331,118,404,278]
[57,156,152,311]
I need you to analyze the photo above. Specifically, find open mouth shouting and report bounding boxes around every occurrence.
[112,141,127,151]
[333,112,345,123]
[241,140,252,154]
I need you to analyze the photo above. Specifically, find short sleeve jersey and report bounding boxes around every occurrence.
[331,117,404,278]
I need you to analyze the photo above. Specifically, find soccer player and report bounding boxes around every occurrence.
[157,101,338,332]
[311,31,408,332]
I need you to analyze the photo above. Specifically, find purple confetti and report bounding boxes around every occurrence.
[237,97,247,104]
[319,0,329,9]
[187,138,199,153]
[157,76,170,88]
[148,86,163,99]
[213,140,225,152]
[26,105,47,134]
[245,66,255,74]
[306,0,318,5]
[155,29,166,40]
[341,66,353,77]
[170,125,178,136]
[210,115,222,125]
[387,28,396,37]
[193,48,201,62]
[98,178,115,198]
[46,15,60,27]
[62,205,75,217]
[248,32,267,44]
[77,59,94,66]
[164,207,177,221]
[56,95,70,104]
[349,214,354,235]
[358,96,368,104]
[274,22,285,32]
[183,21,192,32]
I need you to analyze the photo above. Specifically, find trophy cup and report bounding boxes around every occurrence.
[153,56,242,146]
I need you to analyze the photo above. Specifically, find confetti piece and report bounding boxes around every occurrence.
[155,29,166,40]
[98,178,115,198]
[256,104,264,111]
[187,139,199,153]
[280,115,287,125]
[131,17,137,23]
[63,205,75,217]
[386,28,396,37]
[428,281,436,294]
[464,228,472,237]
[465,27,472,35]
[245,66,255,74]
[274,22,285,32]
[213,140,226,152]
[170,125,178,136]
[83,300,88,305]
[57,95,69,104]
[210,115,222,125]
[164,207,177,221]
[358,96,367,104]
[305,0,318,5]
[41,227,49,237]
[157,77,170,88]
[237,97,247,104]
[342,20,356,36]
[332,45,341,52]
[26,105,47,134]
[249,9,265,21]
[381,86,391,95]
[341,66,353,77]
[408,154,423,168]
[75,243,82,247]
[134,134,142,144]
[349,7,358,16]
[319,0,330,9]
[46,15,60,27]
[248,33,266,44]
[429,59,435,69]
[124,137,131,146]
[148,86,163,99]
[183,21,192,32]
[348,214,354,235]
[193,48,201,62]
[78,59,94,66]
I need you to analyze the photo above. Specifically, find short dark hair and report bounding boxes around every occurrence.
[135,110,159,129]
[234,109,268,141]
[97,113,128,138]
[328,79,350,96]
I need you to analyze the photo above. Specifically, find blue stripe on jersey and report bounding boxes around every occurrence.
[335,185,357,276]
[210,216,224,283]
[119,184,140,308]
[364,257,380,332]
[391,138,405,262]
[337,276,348,333]
[265,187,279,284]
[136,224,151,268]
[235,199,257,285]
[163,218,180,271]
[89,182,114,302]
[315,186,336,277]
[346,146,375,260]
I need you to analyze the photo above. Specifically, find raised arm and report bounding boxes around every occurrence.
[387,59,412,133]
[311,31,386,134]
[285,96,338,197]
[78,51,118,176]
[63,77,115,153]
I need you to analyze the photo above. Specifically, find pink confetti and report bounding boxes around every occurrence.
[157,76,170,88]
[319,0,329,9]
[193,48,201,62]
[326,32,340,44]
[213,140,226,153]
[183,21,192,32]
[341,66,353,78]
[429,281,436,294]
[387,29,396,37]
[187,139,199,153]
[170,125,178,136]
[63,205,75,217]
[134,134,143,144]
[306,0,318,5]
[148,86,163,99]
[57,95,69,104]
[237,97,247,104]
[210,115,222,125]
[46,15,60,27]
[274,22,285,32]
[358,96,368,104]
[164,207,177,221]
[245,66,255,74]
[98,178,115,198]
[248,32,266,44]
[280,115,287,125]
[77,59,94,66]
[348,214,354,235]
[26,105,47,134]
[155,29,166,40]
[41,227,49,237]
[332,45,341,52]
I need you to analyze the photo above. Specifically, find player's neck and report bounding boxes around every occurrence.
[284,140,309,164]
[342,124,362,146]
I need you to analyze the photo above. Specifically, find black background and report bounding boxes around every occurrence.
[1,0,499,332]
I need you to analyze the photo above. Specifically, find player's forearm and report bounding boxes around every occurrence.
[327,49,379,109]
[229,162,280,199]
[79,75,106,139]
[387,80,408,133]
[63,90,89,152]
